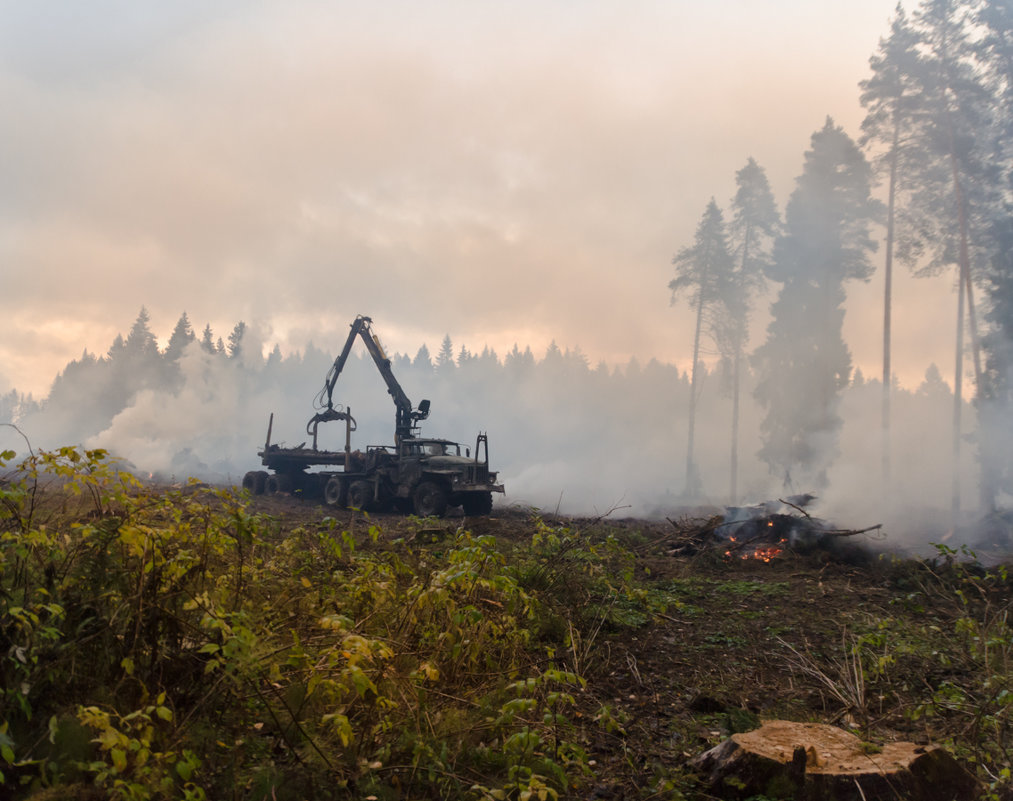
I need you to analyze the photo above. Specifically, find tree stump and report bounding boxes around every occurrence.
[690,720,980,800]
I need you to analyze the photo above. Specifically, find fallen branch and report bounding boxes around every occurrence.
[820,524,883,538]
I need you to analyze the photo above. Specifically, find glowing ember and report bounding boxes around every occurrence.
[744,546,783,562]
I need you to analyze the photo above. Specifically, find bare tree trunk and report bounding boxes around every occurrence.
[730,345,741,504]
[948,147,988,512]
[952,268,965,516]
[686,290,704,497]
[942,110,985,515]
[961,256,994,511]
[949,156,983,392]
[882,117,899,496]
[730,222,754,504]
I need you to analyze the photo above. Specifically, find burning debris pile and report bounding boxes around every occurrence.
[664,495,883,562]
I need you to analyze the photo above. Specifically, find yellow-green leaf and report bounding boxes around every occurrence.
[111,747,128,772]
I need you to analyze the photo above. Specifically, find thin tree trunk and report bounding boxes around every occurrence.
[686,290,704,497]
[730,223,753,504]
[962,261,995,511]
[949,155,983,393]
[941,104,985,515]
[947,142,988,511]
[882,116,899,495]
[952,267,965,516]
[730,344,741,504]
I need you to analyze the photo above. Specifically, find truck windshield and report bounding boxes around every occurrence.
[404,441,460,456]
[426,442,460,456]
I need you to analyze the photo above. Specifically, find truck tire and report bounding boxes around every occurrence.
[462,492,493,516]
[323,477,346,507]
[347,480,373,511]
[265,474,294,495]
[413,481,448,518]
[242,470,268,495]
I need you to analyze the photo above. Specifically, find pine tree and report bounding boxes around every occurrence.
[669,198,737,497]
[980,217,1013,501]
[902,0,995,511]
[859,3,923,488]
[975,1,1013,508]
[726,159,780,502]
[753,118,881,490]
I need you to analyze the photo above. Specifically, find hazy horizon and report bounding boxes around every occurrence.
[0,0,959,399]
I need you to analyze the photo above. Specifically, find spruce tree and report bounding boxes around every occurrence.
[165,312,196,361]
[107,334,126,361]
[413,344,433,371]
[122,307,163,393]
[124,307,159,358]
[753,118,880,490]
[227,321,247,359]
[435,335,455,373]
[200,325,217,355]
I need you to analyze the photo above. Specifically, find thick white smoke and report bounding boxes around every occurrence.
[2,325,988,551]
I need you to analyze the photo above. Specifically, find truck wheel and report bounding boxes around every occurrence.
[413,481,448,518]
[324,477,347,507]
[347,480,373,511]
[242,471,268,495]
[462,492,493,516]
[265,474,294,495]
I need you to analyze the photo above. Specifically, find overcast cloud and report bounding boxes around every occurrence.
[0,0,954,397]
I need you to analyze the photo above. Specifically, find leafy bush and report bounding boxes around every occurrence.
[1,449,642,800]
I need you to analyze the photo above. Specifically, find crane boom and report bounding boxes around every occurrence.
[309,315,430,444]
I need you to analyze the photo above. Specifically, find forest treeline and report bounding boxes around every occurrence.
[0,305,974,527]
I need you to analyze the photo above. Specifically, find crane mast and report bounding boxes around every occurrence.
[308,315,430,445]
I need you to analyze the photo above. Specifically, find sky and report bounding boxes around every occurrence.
[0,0,959,398]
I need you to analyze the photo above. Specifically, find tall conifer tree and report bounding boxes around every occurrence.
[753,119,880,490]
[165,312,196,361]
[670,199,737,497]
[859,3,923,490]
[726,159,779,502]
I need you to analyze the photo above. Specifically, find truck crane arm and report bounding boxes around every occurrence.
[308,315,430,444]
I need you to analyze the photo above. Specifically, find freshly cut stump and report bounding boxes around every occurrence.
[691,720,979,800]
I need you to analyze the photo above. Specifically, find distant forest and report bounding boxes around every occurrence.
[5,0,1013,523]
[0,305,972,523]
